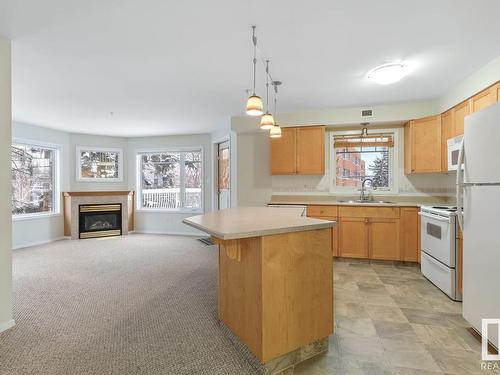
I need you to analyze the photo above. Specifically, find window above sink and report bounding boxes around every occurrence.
[329,128,399,195]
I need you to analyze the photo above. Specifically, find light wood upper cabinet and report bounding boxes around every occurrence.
[452,100,470,137]
[405,115,442,174]
[441,110,453,172]
[400,208,420,263]
[369,218,400,261]
[296,126,325,174]
[270,125,325,175]
[270,127,296,174]
[470,83,498,113]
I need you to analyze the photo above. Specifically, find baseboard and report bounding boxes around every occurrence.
[0,319,15,333]
[133,230,202,237]
[12,237,66,250]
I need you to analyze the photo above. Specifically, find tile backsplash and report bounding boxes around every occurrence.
[272,169,456,196]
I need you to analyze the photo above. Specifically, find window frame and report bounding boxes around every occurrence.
[329,129,399,195]
[12,138,61,220]
[135,147,204,214]
[76,146,124,182]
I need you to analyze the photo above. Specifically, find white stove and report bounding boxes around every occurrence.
[419,205,461,301]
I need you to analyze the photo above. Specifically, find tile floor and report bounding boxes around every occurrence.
[294,259,500,375]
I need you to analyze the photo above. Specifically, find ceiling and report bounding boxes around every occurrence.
[0,0,499,137]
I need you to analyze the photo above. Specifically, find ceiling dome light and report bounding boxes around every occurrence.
[367,63,408,85]
[270,124,282,138]
[260,113,275,130]
[246,95,264,116]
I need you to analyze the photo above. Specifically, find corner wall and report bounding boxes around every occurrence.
[0,35,14,332]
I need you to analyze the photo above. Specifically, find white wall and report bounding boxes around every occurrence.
[437,55,500,112]
[234,132,272,206]
[127,134,212,236]
[69,133,128,191]
[0,35,14,332]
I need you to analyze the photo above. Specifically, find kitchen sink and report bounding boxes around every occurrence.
[336,200,395,204]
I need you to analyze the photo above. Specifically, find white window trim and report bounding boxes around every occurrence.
[12,138,62,220]
[329,129,399,195]
[76,146,124,182]
[135,147,204,214]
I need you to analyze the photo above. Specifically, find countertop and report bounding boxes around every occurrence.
[183,207,336,240]
[268,200,422,207]
[268,195,454,208]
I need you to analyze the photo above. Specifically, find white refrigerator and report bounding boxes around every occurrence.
[457,101,500,349]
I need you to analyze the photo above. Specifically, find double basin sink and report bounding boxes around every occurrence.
[336,200,395,204]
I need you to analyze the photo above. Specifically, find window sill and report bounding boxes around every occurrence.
[136,208,203,215]
[12,212,62,221]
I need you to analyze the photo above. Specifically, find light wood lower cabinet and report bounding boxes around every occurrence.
[307,205,338,256]
[308,205,421,262]
[339,217,368,258]
[369,218,400,261]
[400,207,420,262]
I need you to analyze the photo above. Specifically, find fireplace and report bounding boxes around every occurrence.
[79,204,122,239]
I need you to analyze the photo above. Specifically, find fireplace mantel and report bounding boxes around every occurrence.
[63,191,134,239]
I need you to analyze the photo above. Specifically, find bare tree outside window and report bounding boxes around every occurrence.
[335,146,390,189]
[139,150,202,210]
[79,148,121,180]
[12,144,56,215]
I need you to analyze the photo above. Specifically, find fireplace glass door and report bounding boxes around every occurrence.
[79,204,122,239]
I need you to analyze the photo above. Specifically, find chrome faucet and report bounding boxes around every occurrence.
[360,178,374,202]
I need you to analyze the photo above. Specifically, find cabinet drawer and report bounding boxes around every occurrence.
[307,205,338,218]
[338,206,399,219]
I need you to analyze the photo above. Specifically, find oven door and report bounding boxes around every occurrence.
[419,211,456,267]
[447,135,463,171]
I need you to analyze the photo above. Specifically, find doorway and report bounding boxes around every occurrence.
[217,141,230,210]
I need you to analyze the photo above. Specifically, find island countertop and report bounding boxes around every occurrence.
[183,207,336,240]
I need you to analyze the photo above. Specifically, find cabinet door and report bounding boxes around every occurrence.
[470,84,498,113]
[404,121,413,175]
[270,127,296,174]
[412,115,442,173]
[369,218,401,261]
[400,208,420,262]
[307,214,338,257]
[441,110,453,172]
[296,126,325,175]
[452,100,470,137]
[339,217,368,258]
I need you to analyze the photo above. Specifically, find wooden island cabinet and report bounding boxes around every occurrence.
[183,207,335,372]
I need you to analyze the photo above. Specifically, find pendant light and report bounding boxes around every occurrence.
[260,60,275,130]
[246,26,263,116]
[269,80,282,138]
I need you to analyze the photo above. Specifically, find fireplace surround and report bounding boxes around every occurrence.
[63,191,134,240]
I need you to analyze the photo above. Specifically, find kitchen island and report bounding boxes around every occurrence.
[183,207,336,373]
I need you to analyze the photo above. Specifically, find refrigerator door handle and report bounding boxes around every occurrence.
[456,138,465,231]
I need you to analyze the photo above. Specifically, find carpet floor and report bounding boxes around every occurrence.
[0,234,262,375]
